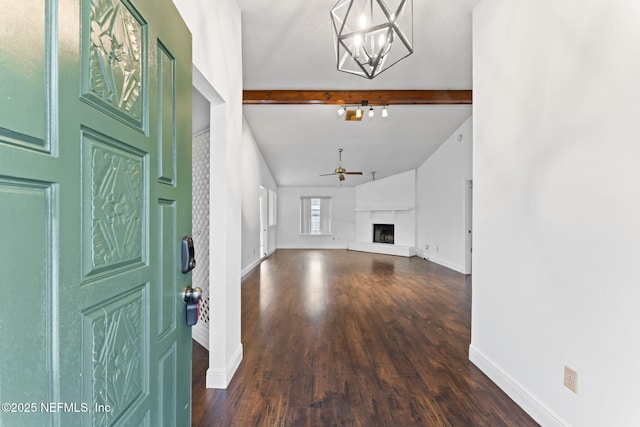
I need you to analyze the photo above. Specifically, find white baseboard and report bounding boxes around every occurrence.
[469,344,568,427]
[206,343,243,389]
[347,241,415,257]
[241,257,262,277]
[428,255,466,274]
[192,324,209,350]
[277,243,348,250]
[242,249,278,277]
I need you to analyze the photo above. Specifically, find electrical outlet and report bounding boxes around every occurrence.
[564,365,578,393]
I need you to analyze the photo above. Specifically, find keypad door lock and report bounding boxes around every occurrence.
[183,286,202,326]
[181,236,196,273]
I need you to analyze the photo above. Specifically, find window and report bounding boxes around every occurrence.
[300,197,331,235]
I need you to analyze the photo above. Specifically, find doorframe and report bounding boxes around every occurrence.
[259,185,268,259]
[464,179,473,274]
[192,66,243,389]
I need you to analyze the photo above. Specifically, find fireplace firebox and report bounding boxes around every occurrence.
[373,224,394,244]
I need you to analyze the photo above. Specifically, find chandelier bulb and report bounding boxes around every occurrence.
[359,14,367,30]
[378,34,387,49]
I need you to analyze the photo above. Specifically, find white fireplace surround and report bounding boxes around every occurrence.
[348,207,416,256]
[348,170,416,257]
[348,170,417,257]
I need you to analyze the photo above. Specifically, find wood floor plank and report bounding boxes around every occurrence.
[192,249,538,426]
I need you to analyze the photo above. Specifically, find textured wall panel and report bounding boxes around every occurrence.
[192,129,210,327]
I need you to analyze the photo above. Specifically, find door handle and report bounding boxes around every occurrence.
[183,286,202,326]
[181,236,196,273]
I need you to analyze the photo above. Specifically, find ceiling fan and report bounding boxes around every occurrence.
[319,148,363,181]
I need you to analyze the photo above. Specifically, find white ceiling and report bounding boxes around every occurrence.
[236,0,480,187]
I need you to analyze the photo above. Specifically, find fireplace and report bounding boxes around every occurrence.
[373,224,394,244]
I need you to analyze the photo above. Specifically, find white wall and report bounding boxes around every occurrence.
[277,187,355,249]
[416,117,472,273]
[172,0,243,389]
[354,170,416,247]
[241,117,278,275]
[471,1,640,426]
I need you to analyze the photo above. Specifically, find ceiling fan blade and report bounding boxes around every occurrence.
[321,149,357,180]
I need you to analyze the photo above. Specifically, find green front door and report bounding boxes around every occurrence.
[0,0,193,425]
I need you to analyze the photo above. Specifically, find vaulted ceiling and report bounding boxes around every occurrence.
[236,0,480,187]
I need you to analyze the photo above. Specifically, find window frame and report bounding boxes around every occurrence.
[300,196,332,236]
[268,189,277,226]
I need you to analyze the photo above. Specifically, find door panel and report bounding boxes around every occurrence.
[157,41,177,185]
[0,0,192,425]
[0,0,49,152]
[158,200,177,337]
[80,128,147,280]
[0,179,53,427]
[81,285,148,426]
[81,0,147,132]
[1,2,57,426]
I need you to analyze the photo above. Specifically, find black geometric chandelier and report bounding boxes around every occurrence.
[330,0,413,79]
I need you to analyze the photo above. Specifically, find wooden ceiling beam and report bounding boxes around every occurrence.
[243,90,472,105]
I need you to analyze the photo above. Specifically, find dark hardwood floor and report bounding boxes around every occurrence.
[192,249,538,427]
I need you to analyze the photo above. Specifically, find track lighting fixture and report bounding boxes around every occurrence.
[336,103,389,120]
